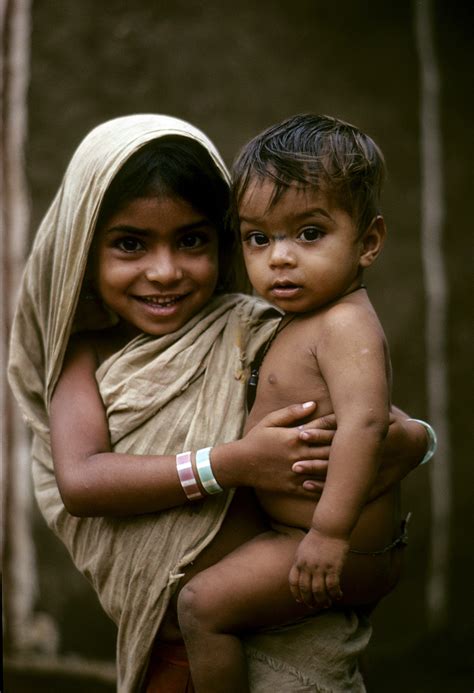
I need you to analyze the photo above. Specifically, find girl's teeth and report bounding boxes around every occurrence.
[142,296,180,306]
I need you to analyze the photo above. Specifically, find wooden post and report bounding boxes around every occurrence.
[414,0,451,629]
[1,0,42,654]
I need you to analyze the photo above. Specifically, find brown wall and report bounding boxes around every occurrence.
[11,0,474,688]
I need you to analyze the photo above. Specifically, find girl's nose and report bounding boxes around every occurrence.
[268,239,296,267]
[144,250,183,284]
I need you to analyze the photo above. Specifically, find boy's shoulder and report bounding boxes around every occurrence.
[316,292,384,341]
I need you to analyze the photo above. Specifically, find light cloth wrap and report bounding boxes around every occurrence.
[8,115,371,692]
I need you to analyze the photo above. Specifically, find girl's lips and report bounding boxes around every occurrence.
[133,293,189,316]
[135,294,186,306]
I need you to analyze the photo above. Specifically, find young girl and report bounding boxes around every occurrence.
[8,114,430,692]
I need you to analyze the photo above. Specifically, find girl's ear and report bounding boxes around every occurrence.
[359,215,386,268]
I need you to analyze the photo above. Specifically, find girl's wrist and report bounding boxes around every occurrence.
[207,440,246,490]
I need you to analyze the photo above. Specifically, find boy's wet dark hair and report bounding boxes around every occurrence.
[231,114,386,235]
[96,135,234,291]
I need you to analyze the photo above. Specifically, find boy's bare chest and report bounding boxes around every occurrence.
[246,316,330,428]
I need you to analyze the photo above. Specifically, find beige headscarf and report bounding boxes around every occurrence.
[8,114,234,438]
[8,115,370,692]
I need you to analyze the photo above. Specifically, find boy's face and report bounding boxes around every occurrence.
[239,178,372,314]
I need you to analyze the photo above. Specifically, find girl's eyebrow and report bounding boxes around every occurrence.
[103,220,212,235]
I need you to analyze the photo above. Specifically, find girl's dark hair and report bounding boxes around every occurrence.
[97,136,235,291]
[231,113,386,236]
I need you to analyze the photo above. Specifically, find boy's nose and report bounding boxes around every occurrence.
[144,250,183,284]
[268,240,296,267]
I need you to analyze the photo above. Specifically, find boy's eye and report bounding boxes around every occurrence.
[299,227,324,242]
[116,237,144,253]
[244,232,269,247]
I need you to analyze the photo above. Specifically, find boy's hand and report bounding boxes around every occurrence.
[288,528,348,608]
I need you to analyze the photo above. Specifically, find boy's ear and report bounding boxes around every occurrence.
[359,215,386,268]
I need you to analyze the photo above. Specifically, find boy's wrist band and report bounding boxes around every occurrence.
[406,418,438,466]
[176,451,204,501]
[195,447,223,495]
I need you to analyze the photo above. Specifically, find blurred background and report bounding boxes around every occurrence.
[2,0,473,690]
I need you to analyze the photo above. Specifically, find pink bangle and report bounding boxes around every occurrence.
[176,451,204,501]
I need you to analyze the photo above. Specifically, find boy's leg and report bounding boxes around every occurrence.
[177,528,310,693]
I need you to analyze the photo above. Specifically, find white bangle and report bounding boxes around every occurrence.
[195,447,223,495]
[406,418,438,466]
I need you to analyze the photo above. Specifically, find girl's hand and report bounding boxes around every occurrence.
[288,529,348,608]
[291,413,337,496]
[213,402,333,495]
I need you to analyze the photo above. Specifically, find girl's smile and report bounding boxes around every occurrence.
[94,195,219,336]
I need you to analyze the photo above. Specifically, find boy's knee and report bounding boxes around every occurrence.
[177,577,217,633]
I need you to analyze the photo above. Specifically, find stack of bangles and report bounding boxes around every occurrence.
[176,447,223,501]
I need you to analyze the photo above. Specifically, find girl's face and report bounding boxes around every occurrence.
[94,194,219,337]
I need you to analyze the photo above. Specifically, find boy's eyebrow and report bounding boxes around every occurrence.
[292,207,334,221]
[239,207,335,223]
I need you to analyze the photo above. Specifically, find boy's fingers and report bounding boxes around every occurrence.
[298,572,314,607]
[311,572,328,608]
[326,572,343,602]
[289,565,302,603]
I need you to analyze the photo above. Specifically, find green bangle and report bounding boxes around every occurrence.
[407,418,438,465]
[196,447,223,495]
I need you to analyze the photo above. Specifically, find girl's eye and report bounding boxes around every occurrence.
[178,233,207,249]
[245,232,269,247]
[299,227,324,242]
[116,237,144,253]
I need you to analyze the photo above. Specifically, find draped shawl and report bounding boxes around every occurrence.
[8,115,370,692]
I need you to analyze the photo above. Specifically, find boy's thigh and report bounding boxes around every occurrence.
[181,527,312,631]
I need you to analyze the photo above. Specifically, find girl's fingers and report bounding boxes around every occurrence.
[298,428,334,446]
[298,414,337,431]
[301,480,324,494]
[262,401,317,428]
[292,459,328,474]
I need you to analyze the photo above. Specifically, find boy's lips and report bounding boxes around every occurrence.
[269,281,302,299]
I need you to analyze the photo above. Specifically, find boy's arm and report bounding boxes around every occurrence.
[289,306,390,606]
[294,409,432,498]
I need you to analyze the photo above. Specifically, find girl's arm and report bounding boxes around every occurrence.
[50,337,325,517]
